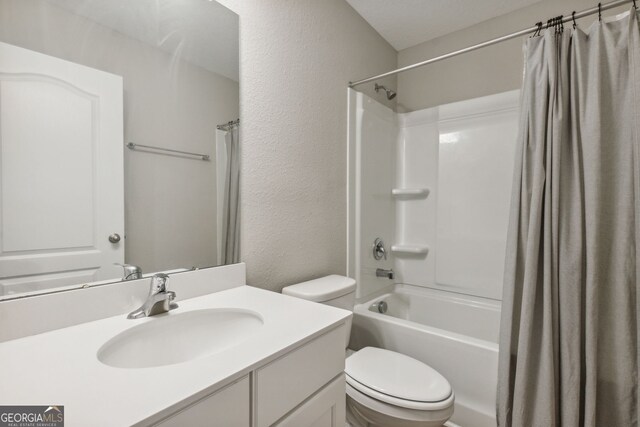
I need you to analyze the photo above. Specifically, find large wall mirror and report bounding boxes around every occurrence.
[0,0,239,300]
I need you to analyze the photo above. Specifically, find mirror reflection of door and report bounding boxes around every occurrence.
[0,41,125,296]
[0,0,239,300]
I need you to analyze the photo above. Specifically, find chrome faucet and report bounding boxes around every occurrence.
[127,273,177,319]
[115,263,142,281]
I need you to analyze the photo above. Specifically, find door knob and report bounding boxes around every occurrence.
[108,233,121,243]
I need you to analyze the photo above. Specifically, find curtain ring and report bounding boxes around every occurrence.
[531,21,542,37]
[572,11,577,29]
[558,15,564,34]
[553,16,561,35]
[634,0,637,10]
[598,2,602,22]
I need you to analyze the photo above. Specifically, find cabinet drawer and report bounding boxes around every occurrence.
[275,374,346,427]
[255,325,346,427]
[156,375,250,427]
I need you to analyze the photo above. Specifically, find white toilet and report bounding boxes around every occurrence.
[282,275,454,427]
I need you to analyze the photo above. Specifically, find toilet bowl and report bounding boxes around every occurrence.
[345,347,454,427]
[282,275,454,427]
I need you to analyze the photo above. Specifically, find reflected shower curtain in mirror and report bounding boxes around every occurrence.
[221,126,240,264]
[498,9,639,427]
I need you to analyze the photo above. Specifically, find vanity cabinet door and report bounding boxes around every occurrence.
[254,325,346,427]
[275,374,346,427]
[155,375,250,427]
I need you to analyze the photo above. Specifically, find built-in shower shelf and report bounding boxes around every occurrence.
[391,244,429,255]
[391,188,429,198]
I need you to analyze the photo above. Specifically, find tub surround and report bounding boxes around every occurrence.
[349,89,518,302]
[0,266,351,426]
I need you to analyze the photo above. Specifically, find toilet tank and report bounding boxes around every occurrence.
[282,275,356,347]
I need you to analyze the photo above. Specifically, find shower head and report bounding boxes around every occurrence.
[374,83,397,100]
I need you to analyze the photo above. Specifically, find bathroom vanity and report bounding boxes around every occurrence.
[0,264,351,426]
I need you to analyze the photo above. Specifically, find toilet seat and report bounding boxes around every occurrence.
[345,347,454,411]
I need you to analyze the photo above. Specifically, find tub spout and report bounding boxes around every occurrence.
[376,268,394,279]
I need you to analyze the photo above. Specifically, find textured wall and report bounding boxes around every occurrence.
[396,0,626,111]
[218,0,397,291]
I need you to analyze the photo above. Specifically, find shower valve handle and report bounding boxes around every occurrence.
[373,238,387,260]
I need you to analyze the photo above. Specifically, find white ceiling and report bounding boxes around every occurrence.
[346,0,543,51]
[47,0,239,81]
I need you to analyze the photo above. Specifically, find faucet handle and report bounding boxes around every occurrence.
[149,273,169,295]
[373,238,387,260]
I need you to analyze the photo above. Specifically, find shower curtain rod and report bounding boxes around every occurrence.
[348,0,633,88]
[217,118,240,131]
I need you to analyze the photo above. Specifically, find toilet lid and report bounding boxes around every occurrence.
[345,347,452,403]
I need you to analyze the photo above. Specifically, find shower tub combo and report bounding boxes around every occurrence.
[350,284,500,427]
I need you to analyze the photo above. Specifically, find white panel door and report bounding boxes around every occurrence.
[0,42,124,297]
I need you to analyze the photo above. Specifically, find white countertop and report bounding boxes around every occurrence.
[0,286,351,426]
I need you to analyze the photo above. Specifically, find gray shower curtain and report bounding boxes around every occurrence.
[498,9,639,427]
[221,126,240,264]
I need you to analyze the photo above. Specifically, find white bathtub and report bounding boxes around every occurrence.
[350,284,500,427]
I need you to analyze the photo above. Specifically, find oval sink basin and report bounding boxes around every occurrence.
[97,308,263,369]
